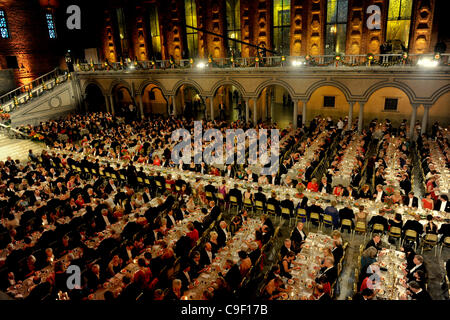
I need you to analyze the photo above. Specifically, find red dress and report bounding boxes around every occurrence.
[422,199,433,210]
[187,229,199,247]
[307,182,319,192]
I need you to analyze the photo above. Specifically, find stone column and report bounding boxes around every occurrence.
[421,104,430,135]
[209,96,214,120]
[109,95,115,115]
[245,98,249,123]
[357,102,365,133]
[172,95,177,116]
[348,102,354,130]
[104,95,110,113]
[409,103,419,139]
[293,99,299,129]
[301,99,308,126]
[253,99,257,124]
[137,94,144,119]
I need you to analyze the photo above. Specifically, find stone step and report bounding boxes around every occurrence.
[0,134,45,162]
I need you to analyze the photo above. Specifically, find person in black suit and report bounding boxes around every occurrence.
[406,255,427,282]
[372,185,386,203]
[407,281,432,300]
[85,264,103,292]
[307,200,324,222]
[200,242,215,267]
[280,194,294,217]
[435,195,450,213]
[402,215,424,242]
[228,184,242,205]
[104,179,119,195]
[267,191,281,215]
[280,239,295,257]
[438,223,450,242]
[290,222,307,253]
[367,210,388,233]
[216,221,228,248]
[244,168,258,183]
[254,187,267,209]
[304,162,314,182]
[318,177,332,194]
[331,240,344,266]
[223,165,236,178]
[221,259,241,290]
[404,192,419,208]
[296,193,308,210]
[177,262,192,292]
[316,256,337,285]
[352,288,375,301]
[339,204,355,231]
[365,233,383,251]
[248,241,261,266]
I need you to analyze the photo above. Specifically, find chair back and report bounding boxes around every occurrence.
[137,177,143,183]
[267,203,276,212]
[405,229,417,239]
[389,226,401,237]
[310,212,320,221]
[244,198,252,205]
[424,233,438,244]
[216,193,225,200]
[373,223,384,232]
[281,207,290,215]
[206,191,213,199]
[296,208,307,218]
[229,196,238,204]
[355,221,366,232]
[341,219,352,227]
[255,200,264,209]
[323,214,333,224]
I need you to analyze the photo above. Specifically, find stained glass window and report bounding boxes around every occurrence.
[46,13,57,39]
[386,0,413,49]
[226,0,241,55]
[0,10,10,39]
[184,0,198,58]
[273,0,291,55]
[325,0,348,55]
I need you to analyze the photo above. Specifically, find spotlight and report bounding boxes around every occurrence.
[417,57,438,67]
[291,60,305,67]
[196,61,207,69]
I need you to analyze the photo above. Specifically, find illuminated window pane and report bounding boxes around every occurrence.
[226,0,241,54]
[0,10,10,39]
[273,0,290,55]
[325,0,348,55]
[386,0,413,48]
[184,0,198,57]
[149,5,161,56]
[116,8,128,56]
[46,13,57,39]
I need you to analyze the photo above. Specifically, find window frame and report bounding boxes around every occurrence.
[323,96,336,108]
[46,12,57,39]
[324,0,349,55]
[272,0,291,55]
[383,97,399,112]
[0,9,10,39]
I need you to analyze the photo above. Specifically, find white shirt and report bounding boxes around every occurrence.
[408,197,414,207]
[126,248,133,260]
[183,271,191,283]
[206,250,213,263]
[375,191,383,202]
[168,214,176,226]
[321,185,327,193]
[102,215,110,226]
[440,201,447,212]
[409,263,422,274]
[221,228,228,241]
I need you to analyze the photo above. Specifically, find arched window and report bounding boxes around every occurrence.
[148,4,161,58]
[273,0,291,55]
[184,0,198,58]
[325,0,348,55]
[386,0,413,50]
[46,13,57,39]
[226,0,241,55]
[0,10,10,39]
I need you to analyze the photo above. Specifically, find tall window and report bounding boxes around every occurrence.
[325,0,348,55]
[273,0,291,55]
[184,0,198,58]
[0,10,9,39]
[226,0,241,55]
[148,5,161,57]
[116,8,129,56]
[386,0,413,49]
[46,13,57,39]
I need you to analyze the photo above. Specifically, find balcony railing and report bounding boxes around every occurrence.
[0,69,70,114]
[74,53,450,72]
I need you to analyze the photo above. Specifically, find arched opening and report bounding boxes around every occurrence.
[364,87,412,127]
[213,84,244,122]
[307,85,350,124]
[256,84,293,128]
[175,84,206,120]
[429,92,450,128]
[112,84,133,117]
[142,84,168,117]
[85,83,105,112]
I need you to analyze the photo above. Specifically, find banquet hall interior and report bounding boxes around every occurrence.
[0,0,449,302]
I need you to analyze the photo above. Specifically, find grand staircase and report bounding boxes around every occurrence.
[0,133,45,162]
